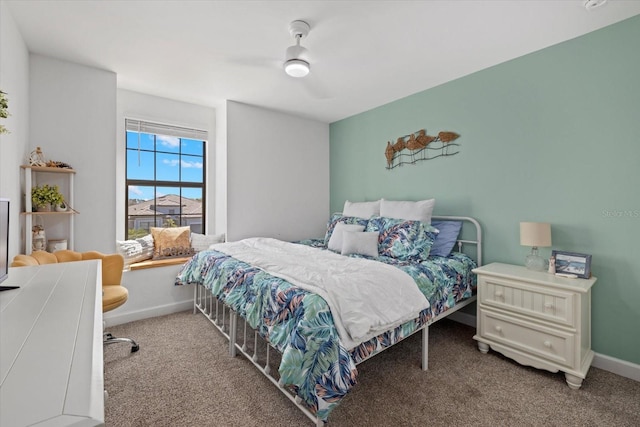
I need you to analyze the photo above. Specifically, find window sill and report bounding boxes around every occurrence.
[128,256,191,271]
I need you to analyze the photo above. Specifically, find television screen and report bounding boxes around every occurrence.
[0,198,9,285]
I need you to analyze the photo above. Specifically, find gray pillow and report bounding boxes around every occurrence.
[191,232,226,252]
[341,231,379,258]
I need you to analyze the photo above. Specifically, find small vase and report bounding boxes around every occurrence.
[36,204,52,212]
[55,202,67,212]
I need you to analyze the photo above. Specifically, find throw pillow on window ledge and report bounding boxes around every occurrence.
[150,226,193,259]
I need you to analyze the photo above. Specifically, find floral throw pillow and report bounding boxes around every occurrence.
[365,216,438,261]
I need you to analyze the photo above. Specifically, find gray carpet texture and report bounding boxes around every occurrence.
[104,310,640,426]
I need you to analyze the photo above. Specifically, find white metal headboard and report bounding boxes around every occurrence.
[431,215,482,267]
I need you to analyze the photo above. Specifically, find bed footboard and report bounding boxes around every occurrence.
[194,283,325,426]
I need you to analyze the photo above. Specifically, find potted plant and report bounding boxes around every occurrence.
[31,184,64,212]
[0,90,9,135]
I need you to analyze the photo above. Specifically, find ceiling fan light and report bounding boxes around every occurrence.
[284,59,310,78]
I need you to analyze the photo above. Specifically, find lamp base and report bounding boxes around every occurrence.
[525,253,547,271]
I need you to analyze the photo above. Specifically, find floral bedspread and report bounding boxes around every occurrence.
[175,242,476,422]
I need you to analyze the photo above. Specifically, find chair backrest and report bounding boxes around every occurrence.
[81,251,124,287]
[11,250,124,287]
[13,250,58,266]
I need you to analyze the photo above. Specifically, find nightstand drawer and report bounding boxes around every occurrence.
[479,276,575,327]
[479,310,575,367]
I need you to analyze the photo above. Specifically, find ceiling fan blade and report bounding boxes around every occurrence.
[301,72,332,99]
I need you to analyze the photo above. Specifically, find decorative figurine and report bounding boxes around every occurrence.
[32,224,46,251]
[28,147,47,167]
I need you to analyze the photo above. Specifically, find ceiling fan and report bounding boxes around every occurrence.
[281,20,331,98]
[284,20,311,78]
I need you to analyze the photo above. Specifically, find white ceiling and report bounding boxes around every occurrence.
[6,0,640,123]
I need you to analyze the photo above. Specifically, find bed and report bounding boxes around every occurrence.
[175,212,482,426]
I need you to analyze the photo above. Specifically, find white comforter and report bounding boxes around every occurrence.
[211,237,430,350]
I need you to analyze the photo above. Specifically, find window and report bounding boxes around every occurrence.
[125,119,207,239]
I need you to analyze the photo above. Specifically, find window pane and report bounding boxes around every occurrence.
[156,153,180,181]
[127,149,155,180]
[127,185,155,238]
[181,154,204,183]
[155,188,181,227]
[180,191,203,231]
[126,131,154,151]
[182,139,204,156]
[128,184,155,203]
[155,134,180,154]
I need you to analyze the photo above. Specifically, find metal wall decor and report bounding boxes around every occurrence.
[385,129,460,169]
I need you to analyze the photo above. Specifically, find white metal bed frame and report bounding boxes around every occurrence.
[193,215,482,426]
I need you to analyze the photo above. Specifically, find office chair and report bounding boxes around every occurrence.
[12,250,139,352]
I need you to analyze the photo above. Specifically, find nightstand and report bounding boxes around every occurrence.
[472,262,597,389]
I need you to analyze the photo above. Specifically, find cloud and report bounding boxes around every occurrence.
[181,160,203,169]
[129,185,143,196]
[162,159,180,167]
[157,135,180,148]
[161,159,203,169]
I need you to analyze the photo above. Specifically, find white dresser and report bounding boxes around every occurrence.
[0,261,104,426]
[472,262,596,389]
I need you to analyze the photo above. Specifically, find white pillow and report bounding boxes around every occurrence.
[380,198,435,223]
[341,231,379,258]
[191,232,226,252]
[343,199,381,219]
[116,234,154,269]
[327,223,365,252]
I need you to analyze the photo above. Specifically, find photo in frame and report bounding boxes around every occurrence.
[552,250,592,278]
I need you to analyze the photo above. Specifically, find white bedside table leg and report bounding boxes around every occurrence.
[477,342,490,354]
[565,373,584,389]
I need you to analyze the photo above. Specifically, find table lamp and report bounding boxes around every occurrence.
[520,222,552,271]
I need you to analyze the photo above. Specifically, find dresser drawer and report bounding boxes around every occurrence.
[479,310,575,367]
[478,276,575,327]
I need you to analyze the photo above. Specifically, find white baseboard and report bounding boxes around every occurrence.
[592,352,640,382]
[448,312,640,383]
[447,310,476,328]
[104,300,193,327]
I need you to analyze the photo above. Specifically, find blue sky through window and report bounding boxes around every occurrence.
[126,131,204,200]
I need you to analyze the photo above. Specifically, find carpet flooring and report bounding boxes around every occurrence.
[104,310,640,426]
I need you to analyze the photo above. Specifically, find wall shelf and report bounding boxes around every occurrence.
[21,165,77,253]
[21,211,76,216]
[20,165,76,174]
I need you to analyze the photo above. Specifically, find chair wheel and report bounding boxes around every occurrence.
[132,344,140,353]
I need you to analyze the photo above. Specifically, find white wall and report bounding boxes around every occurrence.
[214,101,227,235]
[226,101,329,241]
[105,264,194,327]
[29,55,116,253]
[0,3,30,260]
[116,89,217,239]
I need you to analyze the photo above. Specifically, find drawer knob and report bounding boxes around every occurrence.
[494,325,502,333]
[544,302,554,309]
[495,291,504,298]
[544,341,552,348]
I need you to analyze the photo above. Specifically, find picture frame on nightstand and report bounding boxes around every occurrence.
[552,250,592,278]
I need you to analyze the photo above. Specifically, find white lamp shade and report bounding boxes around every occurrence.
[520,222,552,247]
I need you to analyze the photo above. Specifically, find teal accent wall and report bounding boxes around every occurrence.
[330,16,640,365]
